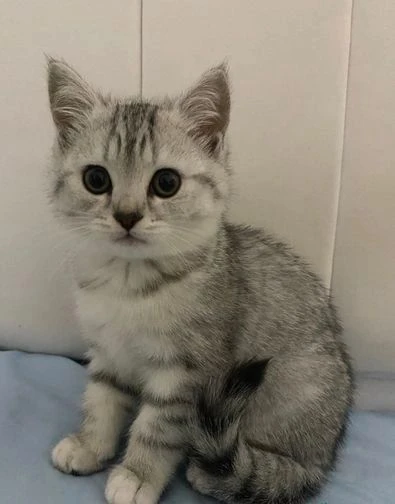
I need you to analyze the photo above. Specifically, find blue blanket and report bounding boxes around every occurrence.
[0,351,394,503]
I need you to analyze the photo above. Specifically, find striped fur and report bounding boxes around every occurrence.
[47,59,354,504]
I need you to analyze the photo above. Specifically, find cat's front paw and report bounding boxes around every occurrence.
[51,434,103,475]
[105,466,159,504]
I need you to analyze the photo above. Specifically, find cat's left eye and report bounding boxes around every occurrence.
[83,165,112,195]
[150,169,181,199]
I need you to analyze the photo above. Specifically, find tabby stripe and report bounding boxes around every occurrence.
[139,133,147,156]
[232,447,257,502]
[232,473,256,503]
[116,132,122,156]
[146,352,198,371]
[127,270,191,298]
[191,173,221,200]
[78,277,110,290]
[52,172,72,198]
[53,177,65,197]
[135,433,184,451]
[104,103,120,160]
[142,249,209,293]
[147,106,158,161]
[123,106,137,162]
[193,443,238,477]
[142,392,193,408]
[245,439,292,461]
[123,102,153,163]
[90,371,140,397]
[161,412,190,426]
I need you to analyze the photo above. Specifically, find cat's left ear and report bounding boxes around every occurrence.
[47,57,99,148]
[178,63,231,155]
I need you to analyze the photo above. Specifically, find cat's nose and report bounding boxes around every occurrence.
[113,211,143,231]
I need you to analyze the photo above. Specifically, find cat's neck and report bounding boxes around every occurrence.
[72,231,221,293]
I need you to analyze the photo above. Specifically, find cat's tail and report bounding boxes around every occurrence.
[188,359,325,504]
[189,359,270,476]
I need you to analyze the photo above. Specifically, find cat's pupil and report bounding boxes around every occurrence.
[158,172,176,192]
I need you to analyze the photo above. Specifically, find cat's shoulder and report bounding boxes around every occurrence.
[224,221,296,259]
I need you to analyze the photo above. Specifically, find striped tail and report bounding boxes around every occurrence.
[190,359,270,475]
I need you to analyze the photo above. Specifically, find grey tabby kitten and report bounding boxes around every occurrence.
[48,58,354,504]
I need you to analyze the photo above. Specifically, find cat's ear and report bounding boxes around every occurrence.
[47,57,98,147]
[178,63,230,155]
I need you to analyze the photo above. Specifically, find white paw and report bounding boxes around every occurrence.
[51,435,103,475]
[105,466,159,504]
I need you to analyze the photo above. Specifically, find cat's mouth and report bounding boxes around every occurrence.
[114,233,147,246]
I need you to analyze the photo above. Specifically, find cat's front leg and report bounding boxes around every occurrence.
[52,376,134,475]
[105,400,190,504]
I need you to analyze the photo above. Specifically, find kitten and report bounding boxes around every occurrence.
[48,58,354,504]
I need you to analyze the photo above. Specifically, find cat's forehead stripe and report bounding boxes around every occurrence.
[146,105,158,162]
[139,133,147,157]
[102,101,158,168]
[116,132,122,157]
[123,102,152,164]
[103,103,121,161]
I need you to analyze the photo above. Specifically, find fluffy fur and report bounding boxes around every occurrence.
[47,58,354,504]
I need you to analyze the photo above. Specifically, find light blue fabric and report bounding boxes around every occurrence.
[0,351,394,503]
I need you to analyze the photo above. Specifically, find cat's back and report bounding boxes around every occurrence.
[224,222,325,289]
[223,222,341,350]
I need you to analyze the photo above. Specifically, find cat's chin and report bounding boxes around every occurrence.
[106,241,152,260]
[103,239,173,261]
[114,235,147,246]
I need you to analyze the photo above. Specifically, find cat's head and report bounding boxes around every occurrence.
[47,58,231,259]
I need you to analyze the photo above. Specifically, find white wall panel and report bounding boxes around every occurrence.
[142,0,352,284]
[0,0,141,356]
[2,0,393,379]
[332,0,395,373]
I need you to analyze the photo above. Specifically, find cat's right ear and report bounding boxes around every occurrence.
[178,63,231,156]
[47,57,97,148]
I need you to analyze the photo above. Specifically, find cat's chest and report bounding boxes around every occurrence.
[77,283,174,336]
[74,256,192,364]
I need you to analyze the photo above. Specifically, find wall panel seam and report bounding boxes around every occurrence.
[329,0,355,289]
[139,0,143,97]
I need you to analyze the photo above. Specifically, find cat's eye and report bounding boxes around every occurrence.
[83,165,112,195]
[150,169,181,199]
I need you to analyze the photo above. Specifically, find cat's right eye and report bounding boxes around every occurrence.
[82,165,112,195]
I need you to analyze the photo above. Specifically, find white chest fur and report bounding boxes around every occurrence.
[73,252,198,384]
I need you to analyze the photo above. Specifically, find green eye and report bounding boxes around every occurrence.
[150,169,181,198]
[83,165,112,195]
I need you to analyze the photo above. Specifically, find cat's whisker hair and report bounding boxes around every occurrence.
[169,224,210,241]
[2,225,91,271]
[46,249,74,284]
[166,229,213,258]
[6,219,87,242]
[50,227,91,253]
[161,238,190,264]
[47,58,353,504]
[45,233,91,282]
[165,234,203,257]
